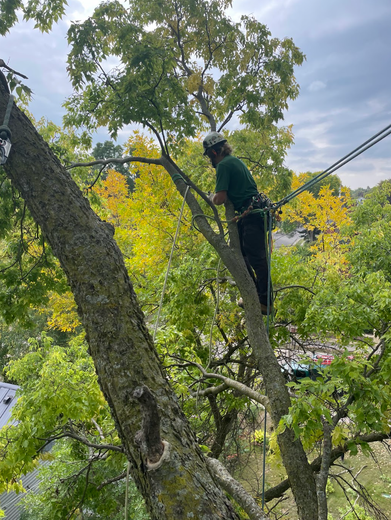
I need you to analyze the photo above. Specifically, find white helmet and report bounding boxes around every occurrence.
[203,132,227,155]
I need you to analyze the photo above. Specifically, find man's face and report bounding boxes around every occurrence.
[206,148,218,168]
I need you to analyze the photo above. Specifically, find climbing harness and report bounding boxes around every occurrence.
[0,94,14,165]
[229,122,391,320]
[232,192,273,223]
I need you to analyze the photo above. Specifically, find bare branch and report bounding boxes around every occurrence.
[274,285,316,296]
[91,418,105,440]
[68,155,163,169]
[47,431,124,453]
[184,360,269,411]
[206,457,270,520]
[97,470,128,490]
[0,59,28,79]
[191,382,229,397]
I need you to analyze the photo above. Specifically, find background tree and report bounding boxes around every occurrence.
[92,140,136,191]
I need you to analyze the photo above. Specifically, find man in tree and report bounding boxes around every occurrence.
[204,132,272,314]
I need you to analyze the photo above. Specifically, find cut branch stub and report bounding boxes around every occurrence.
[133,385,166,468]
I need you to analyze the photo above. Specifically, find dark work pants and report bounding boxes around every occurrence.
[238,212,271,307]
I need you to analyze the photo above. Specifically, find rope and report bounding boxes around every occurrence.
[153,185,190,342]
[207,258,221,369]
[171,172,185,183]
[262,210,274,510]
[273,123,391,210]
[124,461,131,520]
[0,94,14,139]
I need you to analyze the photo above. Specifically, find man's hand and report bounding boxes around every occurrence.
[212,190,227,206]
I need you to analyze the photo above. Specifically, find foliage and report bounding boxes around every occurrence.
[0,112,97,328]
[275,183,391,465]
[92,140,135,190]
[0,69,32,101]
[0,310,70,379]
[63,0,304,146]
[0,0,67,34]
[253,428,269,447]
[350,186,373,200]
[282,173,352,244]
[326,478,335,497]
[299,171,342,198]
[19,442,149,520]
[0,173,66,326]
[6,0,391,516]
[0,333,148,519]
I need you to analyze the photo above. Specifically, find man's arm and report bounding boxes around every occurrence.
[212,190,227,205]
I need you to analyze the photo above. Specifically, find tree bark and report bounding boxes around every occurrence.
[316,418,332,520]
[0,88,242,519]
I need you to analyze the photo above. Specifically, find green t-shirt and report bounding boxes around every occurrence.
[215,155,258,211]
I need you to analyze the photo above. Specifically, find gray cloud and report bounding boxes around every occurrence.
[1,0,391,189]
[232,0,391,188]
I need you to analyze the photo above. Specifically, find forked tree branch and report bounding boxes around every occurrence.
[178,359,270,411]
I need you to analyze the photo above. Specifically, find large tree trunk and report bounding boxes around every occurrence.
[0,88,242,519]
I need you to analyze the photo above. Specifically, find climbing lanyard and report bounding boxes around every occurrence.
[0,94,14,165]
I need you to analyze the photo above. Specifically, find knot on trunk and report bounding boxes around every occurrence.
[133,385,170,471]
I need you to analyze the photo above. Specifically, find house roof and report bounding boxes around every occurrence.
[0,381,43,520]
[1,467,43,520]
[0,382,18,430]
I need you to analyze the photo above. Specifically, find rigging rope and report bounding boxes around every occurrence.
[153,184,190,342]
[207,258,222,369]
[273,123,391,210]
[0,94,14,165]
[261,211,274,509]
[124,461,131,520]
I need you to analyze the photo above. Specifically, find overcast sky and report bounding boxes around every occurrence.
[1,0,391,189]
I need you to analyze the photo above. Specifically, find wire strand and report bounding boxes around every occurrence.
[274,123,391,209]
